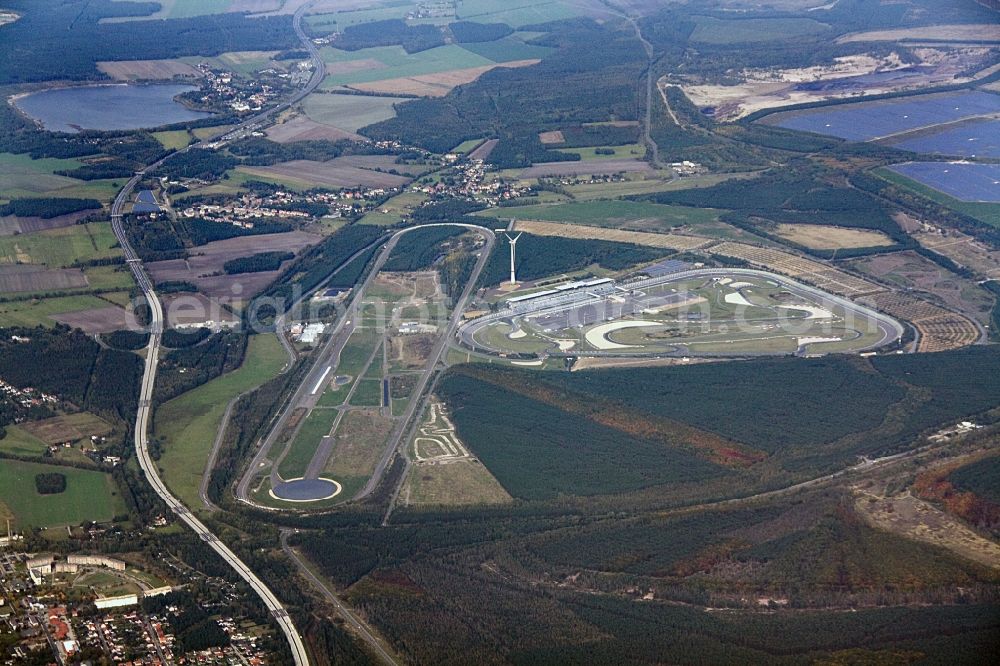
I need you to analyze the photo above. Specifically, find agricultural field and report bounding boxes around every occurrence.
[519,160,654,178]
[147,230,320,300]
[0,153,120,202]
[890,118,1000,159]
[0,222,120,267]
[459,36,555,63]
[771,223,896,250]
[19,412,113,445]
[96,58,201,80]
[0,294,132,329]
[689,16,829,44]
[478,200,723,231]
[511,220,709,250]
[453,0,607,27]
[153,333,288,508]
[765,90,1000,141]
[302,92,407,133]
[554,144,646,161]
[847,250,994,325]
[0,459,122,529]
[238,158,412,189]
[887,162,1000,204]
[320,44,494,88]
[465,270,901,358]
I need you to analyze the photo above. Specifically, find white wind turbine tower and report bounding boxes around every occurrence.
[505,232,522,285]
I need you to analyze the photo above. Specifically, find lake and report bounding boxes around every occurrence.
[12,83,213,133]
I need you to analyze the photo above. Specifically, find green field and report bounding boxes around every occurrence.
[455,0,587,27]
[554,144,646,161]
[302,93,407,133]
[0,294,125,328]
[478,199,720,230]
[460,36,554,62]
[0,223,121,267]
[875,167,1000,228]
[0,459,122,528]
[154,334,288,508]
[320,44,494,87]
[689,16,829,44]
[0,152,82,197]
[152,129,193,150]
[278,407,339,479]
[0,426,48,457]
[349,379,384,407]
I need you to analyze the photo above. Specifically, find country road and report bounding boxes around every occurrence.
[108,2,328,663]
[280,529,402,666]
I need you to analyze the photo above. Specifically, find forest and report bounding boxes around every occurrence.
[362,19,645,159]
[0,0,299,84]
[332,19,444,54]
[383,226,465,272]
[252,223,384,316]
[223,251,295,275]
[477,234,662,287]
[0,198,102,219]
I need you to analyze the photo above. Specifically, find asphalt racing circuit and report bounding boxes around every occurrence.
[459,268,905,358]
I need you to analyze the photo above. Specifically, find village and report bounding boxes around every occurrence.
[0,546,274,665]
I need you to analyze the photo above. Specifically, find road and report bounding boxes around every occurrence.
[280,529,401,666]
[107,2,328,663]
[237,223,495,506]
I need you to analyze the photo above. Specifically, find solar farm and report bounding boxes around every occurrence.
[459,269,903,358]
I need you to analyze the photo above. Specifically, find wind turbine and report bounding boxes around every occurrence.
[505,232,523,286]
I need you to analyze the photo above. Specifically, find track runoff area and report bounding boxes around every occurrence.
[459,268,904,358]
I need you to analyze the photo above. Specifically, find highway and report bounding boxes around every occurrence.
[106,2,329,663]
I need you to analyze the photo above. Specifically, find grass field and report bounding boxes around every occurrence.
[690,16,829,44]
[0,426,48,457]
[460,36,555,62]
[152,129,193,150]
[349,379,383,407]
[773,223,895,249]
[404,459,512,506]
[455,0,589,27]
[0,294,126,328]
[320,44,494,87]
[0,223,121,267]
[555,144,646,161]
[323,409,394,498]
[154,333,287,508]
[478,200,720,231]
[278,407,339,479]
[0,459,122,529]
[875,167,1000,228]
[302,93,407,133]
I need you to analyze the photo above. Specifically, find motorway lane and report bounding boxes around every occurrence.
[106,3,328,663]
